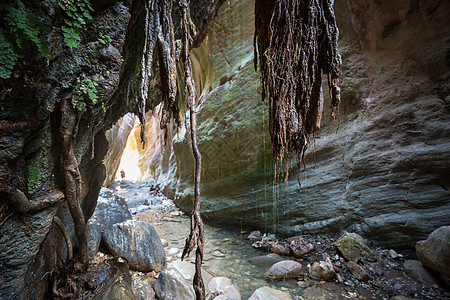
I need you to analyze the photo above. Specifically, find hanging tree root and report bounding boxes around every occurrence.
[254,0,341,183]
[179,0,205,299]
[60,100,88,267]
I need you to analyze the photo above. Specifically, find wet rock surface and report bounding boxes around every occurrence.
[103,219,166,272]
[93,183,450,300]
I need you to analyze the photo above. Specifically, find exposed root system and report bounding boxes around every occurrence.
[60,100,88,267]
[254,0,341,182]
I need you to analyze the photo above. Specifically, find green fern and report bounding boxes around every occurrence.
[72,78,99,111]
[0,1,51,79]
[58,0,94,48]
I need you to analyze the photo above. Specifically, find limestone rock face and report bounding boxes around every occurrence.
[103,220,166,272]
[86,188,132,258]
[147,0,450,249]
[416,226,450,277]
[103,113,136,185]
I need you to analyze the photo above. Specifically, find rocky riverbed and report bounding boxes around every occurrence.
[87,180,449,299]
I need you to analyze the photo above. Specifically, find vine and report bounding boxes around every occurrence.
[58,0,94,48]
[0,1,51,79]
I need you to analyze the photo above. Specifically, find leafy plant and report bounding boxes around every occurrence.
[72,78,98,111]
[0,1,51,79]
[27,165,41,195]
[58,0,94,48]
[98,32,111,45]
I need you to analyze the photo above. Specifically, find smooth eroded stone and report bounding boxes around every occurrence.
[248,286,293,300]
[208,277,241,300]
[416,226,450,277]
[103,220,166,272]
[265,260,303,280]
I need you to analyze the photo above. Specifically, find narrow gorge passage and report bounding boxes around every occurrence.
[0,0,449,299]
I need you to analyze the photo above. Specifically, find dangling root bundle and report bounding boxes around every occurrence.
[254,0,341,183]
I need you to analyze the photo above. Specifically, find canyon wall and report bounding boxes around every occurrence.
[141,0,450,248]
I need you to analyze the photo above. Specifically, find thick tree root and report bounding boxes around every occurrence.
[60,100,88,267]
[179,1,205,299]
[0,182,64,213]
[53,216,73,261]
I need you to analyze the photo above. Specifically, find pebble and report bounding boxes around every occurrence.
[214,251,226,257]
[168,248,179,255]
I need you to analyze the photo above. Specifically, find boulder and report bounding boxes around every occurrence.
[299,283,347,300]
[168,260,214,291]
[346,261,371,282]
[403,260,438,287]
[335,233,376,262]
[87,188,132,258]
[132,278,156,300]
[287,236,314,258]
[248,286,293,300]
[416,226,450,277]
[207,277,241,300]
[153,268,195,300]
[271,241,291,256]
[103,220,166,272]
[265,260,303,280]
[100,258,136,300]
[309,258,336,281]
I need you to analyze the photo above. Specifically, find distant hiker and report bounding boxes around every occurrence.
[120,170,125,178]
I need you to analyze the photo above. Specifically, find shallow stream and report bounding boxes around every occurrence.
[113,180,296,299]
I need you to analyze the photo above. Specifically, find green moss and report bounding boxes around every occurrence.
[27,165,41,195]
